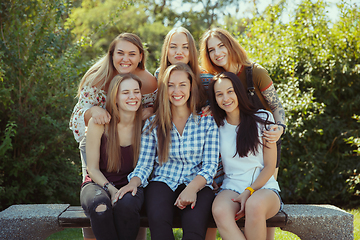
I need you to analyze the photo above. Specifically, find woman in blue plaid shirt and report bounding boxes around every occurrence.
[117,62,220,240]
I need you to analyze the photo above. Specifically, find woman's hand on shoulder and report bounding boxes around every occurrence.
[201,105,212,117]
[87,117,105,137]
[87,106,111,125]
[263,124,282,143]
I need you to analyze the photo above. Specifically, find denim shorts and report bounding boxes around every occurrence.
[219,187,284,212]
[269,188,284,211]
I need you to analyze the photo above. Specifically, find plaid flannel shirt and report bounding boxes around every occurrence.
[128,114,219,191]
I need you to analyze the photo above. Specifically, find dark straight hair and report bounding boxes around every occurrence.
[208,72,273,157]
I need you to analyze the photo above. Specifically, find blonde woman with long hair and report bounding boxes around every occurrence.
[80,74,144,240]
[154,27,211,111]
[118,63,219,240]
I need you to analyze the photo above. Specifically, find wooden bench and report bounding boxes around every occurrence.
[58,205,288,228]
[0,204,354,239]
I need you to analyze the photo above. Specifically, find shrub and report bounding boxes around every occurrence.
[0,0,90,210]
[240,0,360,206]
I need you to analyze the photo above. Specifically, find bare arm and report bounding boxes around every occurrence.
[262,84,286,143]
[250,139,277,190]
[84,106,111,126]
[234,139,277,219]
[86,119,117,198]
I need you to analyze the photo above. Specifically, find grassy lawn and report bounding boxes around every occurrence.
[47,207,360,239]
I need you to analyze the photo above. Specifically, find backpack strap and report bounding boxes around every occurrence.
[246,62,256,96]
[245,62,265,109]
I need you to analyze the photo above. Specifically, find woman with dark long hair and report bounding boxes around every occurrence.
[208,72,282,240]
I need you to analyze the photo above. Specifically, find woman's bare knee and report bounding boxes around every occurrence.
[95,204,107,213]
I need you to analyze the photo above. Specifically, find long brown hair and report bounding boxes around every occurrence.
[77,33,145,97]
[105,73,143,172]
[156,27,207,111]
[149,63,200,164]
[200,28,251,75]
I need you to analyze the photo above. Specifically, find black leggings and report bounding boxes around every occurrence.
[145,181,214,240]
[80,182,144,240]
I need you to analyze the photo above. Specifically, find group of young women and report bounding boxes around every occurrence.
[69,27,286,240]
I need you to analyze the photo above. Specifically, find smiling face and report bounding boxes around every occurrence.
[167,70,191,108]
[117,78,142,112]
[207,37,230,71]
[214,78,239,116]
[167,32,190,65]
[112,40,142,74]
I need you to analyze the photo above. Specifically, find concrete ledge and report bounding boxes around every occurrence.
[0,203,354,239]
[281,204,354,240]
[0,204,69,240]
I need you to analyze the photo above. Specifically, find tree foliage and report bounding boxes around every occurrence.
[68,0,173,74]
[240,0,360,206]
[0,0,90,210]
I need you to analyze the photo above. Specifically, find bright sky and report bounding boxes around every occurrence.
[171,0,360,24]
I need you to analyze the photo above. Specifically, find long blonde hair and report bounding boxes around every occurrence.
[77,33,145,97]
[200,28,251,75]
[105,74,143,172]
[156,27,206,111]
[149,63,200,164]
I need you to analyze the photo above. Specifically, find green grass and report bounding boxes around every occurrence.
[46,228,83,240]
[46,208,360,239]
[349,208,360,240]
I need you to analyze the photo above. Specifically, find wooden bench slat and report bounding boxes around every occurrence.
[58,206,287,228]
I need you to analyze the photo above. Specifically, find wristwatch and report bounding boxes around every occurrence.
[102,182,114,193]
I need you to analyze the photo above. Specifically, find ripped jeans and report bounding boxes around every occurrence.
[80,182,144,240]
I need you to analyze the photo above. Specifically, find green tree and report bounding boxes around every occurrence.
[0,0,90,210]
[241,0,360,206]
[182,0,241,28]
[69,0,172,74]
